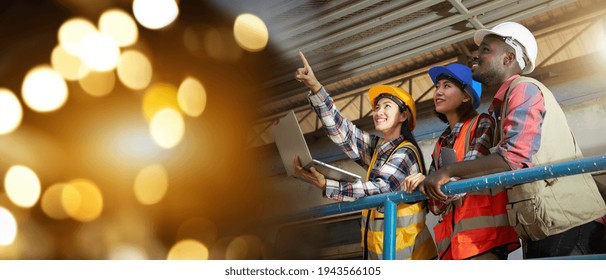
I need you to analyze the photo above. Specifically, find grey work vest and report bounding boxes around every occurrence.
[497,77,606,241]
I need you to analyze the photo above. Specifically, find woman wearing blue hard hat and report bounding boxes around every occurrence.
[402,63,520,260]
[293,51,437,260]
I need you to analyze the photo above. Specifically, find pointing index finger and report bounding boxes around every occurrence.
[299,51,310,69]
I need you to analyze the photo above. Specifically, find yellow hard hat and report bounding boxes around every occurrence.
[368,85,416,131]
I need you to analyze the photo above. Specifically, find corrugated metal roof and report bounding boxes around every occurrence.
[244,0,606,147]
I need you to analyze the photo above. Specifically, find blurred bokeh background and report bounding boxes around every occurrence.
[0,0,281,260]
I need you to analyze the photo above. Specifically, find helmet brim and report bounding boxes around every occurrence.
[474,29,504,46]
[428,66,481,109]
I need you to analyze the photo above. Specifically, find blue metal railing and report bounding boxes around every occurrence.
[282,154,606,260]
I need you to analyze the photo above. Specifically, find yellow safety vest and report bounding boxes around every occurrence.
[360,140,437,259]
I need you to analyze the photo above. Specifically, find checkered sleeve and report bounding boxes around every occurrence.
[463,114,495,161]
[496,82,545,169]
[308,87,375,167]
[324,146,419,201]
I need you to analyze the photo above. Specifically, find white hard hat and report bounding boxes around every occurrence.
[474,22,538,74]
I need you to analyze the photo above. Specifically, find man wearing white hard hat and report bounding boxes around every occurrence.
[421,22,606,259]
[403,63,522,260]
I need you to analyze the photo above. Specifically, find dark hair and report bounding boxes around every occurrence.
[433,76,478,124]
[434,102,477,124]
[400,118,427,175]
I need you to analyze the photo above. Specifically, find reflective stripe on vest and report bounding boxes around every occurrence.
[360,140,437,260]
[432,115,519,259]
[436,212,511,254]
[366,222,435,260]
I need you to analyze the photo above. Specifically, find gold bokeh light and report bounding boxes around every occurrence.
[117,50,153,90]
[4,165,41,208]
[167,239,209,260]
[62,179,103,222]
[58,17,97,56]
[80,32,121,72]
[79,70,116,97]
[51,45,90,81]
[0,88,23,135]
[41,183,70,220]
[21,65,68,113]
[133,164,169,205]
[108,244,149,260]
[142,83,180,122]
[233,13,269,52]
[0,207,18,246]
[149,108,185,149]
[1,0,280,261]
[99,9,139,47]
[177,77,207,117]
[132,0,179,30]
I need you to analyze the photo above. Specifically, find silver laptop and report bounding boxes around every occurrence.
[272,111,361,181]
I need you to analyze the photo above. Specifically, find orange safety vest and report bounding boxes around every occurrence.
[360,140,437,260]
[431,114,520,260]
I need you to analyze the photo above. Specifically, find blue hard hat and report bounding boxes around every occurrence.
[428,63,482,109]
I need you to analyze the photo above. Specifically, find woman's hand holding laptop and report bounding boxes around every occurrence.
[292,156,326,190]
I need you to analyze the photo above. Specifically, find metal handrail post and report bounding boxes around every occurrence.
[383,199,397,260]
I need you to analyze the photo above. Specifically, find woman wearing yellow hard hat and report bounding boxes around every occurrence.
[292,51,436,260]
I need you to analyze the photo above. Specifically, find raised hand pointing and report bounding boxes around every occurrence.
[295,51,322,93]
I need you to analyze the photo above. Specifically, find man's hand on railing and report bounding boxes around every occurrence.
[292,156,326,190]
[421,169,450,201]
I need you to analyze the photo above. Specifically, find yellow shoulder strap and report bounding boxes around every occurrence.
[365,140,420,181]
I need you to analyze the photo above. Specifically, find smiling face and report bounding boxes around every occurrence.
[373,97,407,141]
[471,35,509,87]
[433,78,469,116]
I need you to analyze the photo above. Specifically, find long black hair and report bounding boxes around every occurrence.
[400,112,427,176]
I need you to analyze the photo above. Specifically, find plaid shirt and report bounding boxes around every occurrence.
[429,114,495,173]
[489,74,545,170]
[308,87,420,202]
